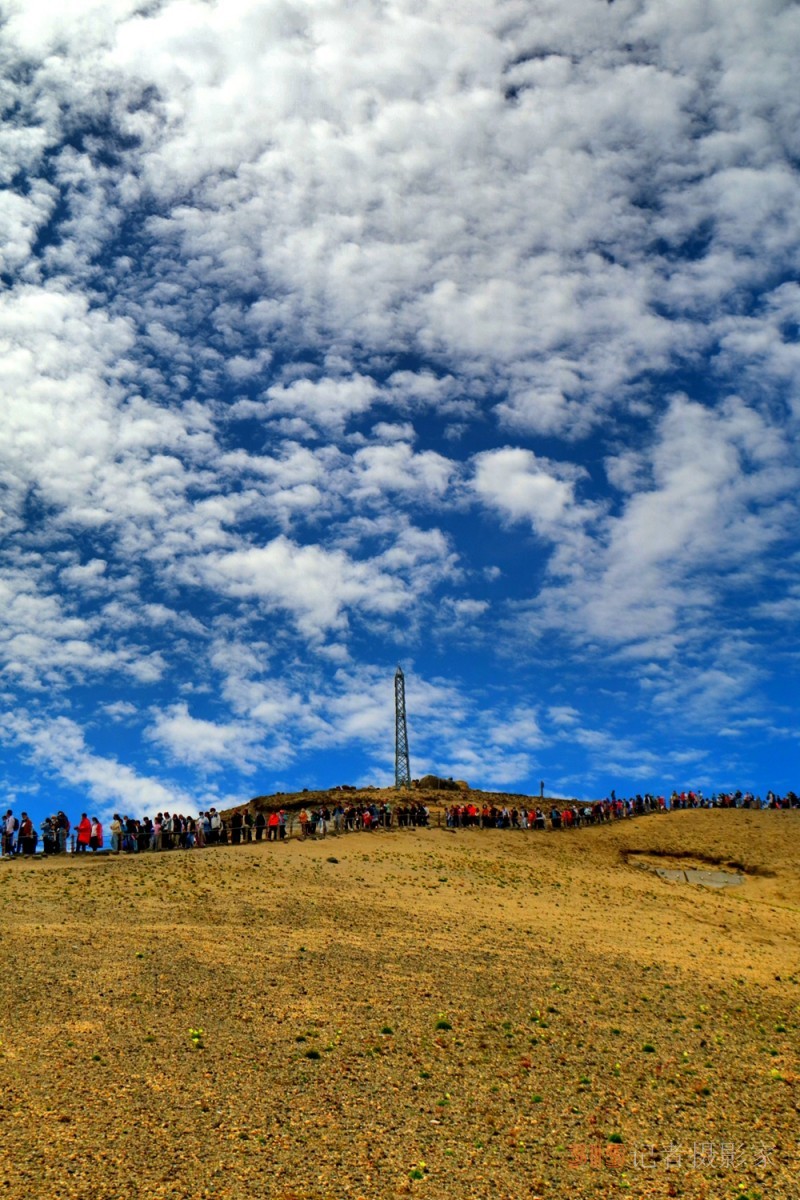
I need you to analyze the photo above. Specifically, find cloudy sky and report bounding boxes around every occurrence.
[1,0,798,822]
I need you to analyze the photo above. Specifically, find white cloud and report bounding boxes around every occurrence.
[0,566,166,689]
[351,441,455,501]
[100,700,138,720]
[194,535,410,639]
[3,710,192,820]
[146,701,267,773]
[473,447,587,532]
[519,394,800,682]
[263,375,379,432]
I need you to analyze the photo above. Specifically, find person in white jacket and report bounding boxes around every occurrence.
[2,811,15,857]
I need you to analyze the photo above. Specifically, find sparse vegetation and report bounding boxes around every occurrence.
[0,803,794,1199]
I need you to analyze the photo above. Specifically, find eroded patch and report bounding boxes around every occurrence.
[621,848,763,887]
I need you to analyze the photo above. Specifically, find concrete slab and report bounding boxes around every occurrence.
[646,863,745,888]
[684,868,744,888]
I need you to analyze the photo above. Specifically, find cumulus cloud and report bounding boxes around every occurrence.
[263,376,379,432]
[192,535,412,639]
[473,447,589,532]
[2,711,194,821]
[514,393,800,726]
[145,701,270,773]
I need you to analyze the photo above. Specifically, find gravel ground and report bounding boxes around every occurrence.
[0,806,797,1200]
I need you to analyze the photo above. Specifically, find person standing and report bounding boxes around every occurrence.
[90,818,103,852]
[56,811,70,853]
[127,815,138,851]
[161,813,173,851]
[41,817,57,855]
[2,811,14,857]
[76,813,92,853]
[109,814,122,854]
[19,813,36,855]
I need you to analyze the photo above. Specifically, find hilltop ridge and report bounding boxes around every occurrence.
[233,780,560,819]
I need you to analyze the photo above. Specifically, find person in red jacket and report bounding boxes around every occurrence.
[76,813,92,853]
[19,813,36,856]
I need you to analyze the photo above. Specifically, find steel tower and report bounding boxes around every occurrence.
[394,666,411,789]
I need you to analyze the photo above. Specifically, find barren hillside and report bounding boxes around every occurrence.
[0,807,797,1199]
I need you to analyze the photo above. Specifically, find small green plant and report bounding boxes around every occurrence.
[435,1019,452,1031]
[608,1133,623,1144]
[381,1026,393,1034]
[305,1048,321,1060]
[188,1027,205,1049]
[642,1043,656,1053]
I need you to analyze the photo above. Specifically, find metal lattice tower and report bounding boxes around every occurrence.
[394,666,411,789]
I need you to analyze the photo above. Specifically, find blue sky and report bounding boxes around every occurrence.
[1,0,798,824]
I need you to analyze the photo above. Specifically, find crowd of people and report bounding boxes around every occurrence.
[444,789,800,831]
[0,788,796,858]
[0,799,431,856]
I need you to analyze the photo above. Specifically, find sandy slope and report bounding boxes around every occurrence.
[0,807,797,1200]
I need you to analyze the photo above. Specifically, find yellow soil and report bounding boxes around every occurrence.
[0,808,797,1200]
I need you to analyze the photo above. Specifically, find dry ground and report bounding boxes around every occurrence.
[0,807,798,1200]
